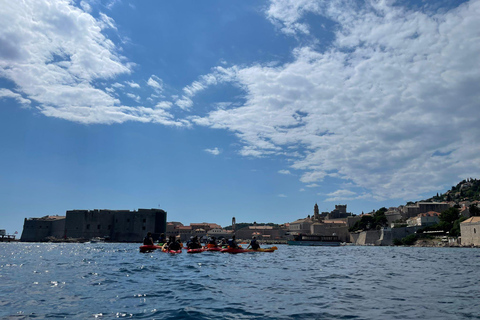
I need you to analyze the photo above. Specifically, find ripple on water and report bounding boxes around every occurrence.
[1,243,479,319]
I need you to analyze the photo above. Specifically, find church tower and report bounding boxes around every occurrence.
[314,203,320,221]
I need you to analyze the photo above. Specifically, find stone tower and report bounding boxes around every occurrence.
[314,203,320,221]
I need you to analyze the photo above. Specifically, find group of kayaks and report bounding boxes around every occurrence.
[139,243,278,254]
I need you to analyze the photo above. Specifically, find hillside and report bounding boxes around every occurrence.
[425,178,480,203]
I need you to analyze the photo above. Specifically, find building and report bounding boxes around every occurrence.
[289,218,313,234]
[207,228,233,240]
[326,205,353,220]
[21,208,166,242]
[460,216,480,246]
[406,211,440,227]
[311,220,349,242]
[235,225,287,241]
[21,216,66,242]
[401,202,451,219]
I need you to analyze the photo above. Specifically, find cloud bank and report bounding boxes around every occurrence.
[0,0,185,126]
[193,0,480,200]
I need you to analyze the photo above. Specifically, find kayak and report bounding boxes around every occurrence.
[164,249,182,254]
[139,245,163,253]
[187,248,206,253]
[205,247,222,251]
[220,246,278,254]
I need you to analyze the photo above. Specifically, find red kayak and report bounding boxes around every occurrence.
[205,247,222,251]
[164,249,182,254]
[139,245,163,253]
[187,248,206,253]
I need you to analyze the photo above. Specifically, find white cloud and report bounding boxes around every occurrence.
[99,12,117,30]
[205,147,221,156]
[125,81,140,88]
[155,101,172,109]
[175,66,237,110]
[0,88,31,107]
[324,189,373,202]
[126,93,141,103]
[278,194,287,198]
[278,169,291,175]
[147,75,163,92]
[193,0,480,201]
[0,0,188,127]
[80,1,92,13]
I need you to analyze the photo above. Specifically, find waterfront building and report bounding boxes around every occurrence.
[235,225,287,241]
[289,218,313,234]
[21,208,166,242]
[311,220,349,242]
[21,215,66,242]
[460,216,480,246]
[206,228,233,240]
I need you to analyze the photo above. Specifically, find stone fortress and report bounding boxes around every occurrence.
[21,208,166,242]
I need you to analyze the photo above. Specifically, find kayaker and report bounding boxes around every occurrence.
[247,236,260,250]
[220,238,228,247]
[187,236,202,249]
[207,236,217,247]
[168,238,182,251]
[227,235,239,249]
[158,233,167,244]
[143,232,154,246]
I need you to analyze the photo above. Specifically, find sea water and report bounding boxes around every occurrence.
[0,243,479,319]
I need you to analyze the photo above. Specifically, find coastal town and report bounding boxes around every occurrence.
[6,179,480,247]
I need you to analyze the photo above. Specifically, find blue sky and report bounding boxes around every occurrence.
[1,0,479,234]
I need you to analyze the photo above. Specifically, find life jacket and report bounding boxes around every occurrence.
[169,241,181,251]
[143,236,153,245]
[227,239,237,248]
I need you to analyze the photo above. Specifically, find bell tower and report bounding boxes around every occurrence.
[314,203,320,221]
[232,217,236,233]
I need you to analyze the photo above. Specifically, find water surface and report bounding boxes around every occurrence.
[1,243,479,319]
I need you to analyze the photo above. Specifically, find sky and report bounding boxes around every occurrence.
[1,0,479,235]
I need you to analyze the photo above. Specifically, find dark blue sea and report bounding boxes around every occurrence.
[1,243,479,319]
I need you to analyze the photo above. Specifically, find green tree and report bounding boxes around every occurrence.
[401,234,417,246]
[450,217,467,237]
[439,207,460,229]
[469,204,480,216]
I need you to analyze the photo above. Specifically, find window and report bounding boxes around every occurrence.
[143,219,146,223]
[87,224,90,230]
[97,225,101,230]
[108,225,111,230]
[142,226,146,230]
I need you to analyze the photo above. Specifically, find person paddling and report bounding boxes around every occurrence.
[158,233,166,245]
[168,238,182,251]
[207,236,218,248]
[247,236,260,250]
[227,235,239,249]
[143,232,154,246]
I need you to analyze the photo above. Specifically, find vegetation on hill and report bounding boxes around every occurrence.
[427,178,480,202]
[349,207,388,232]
